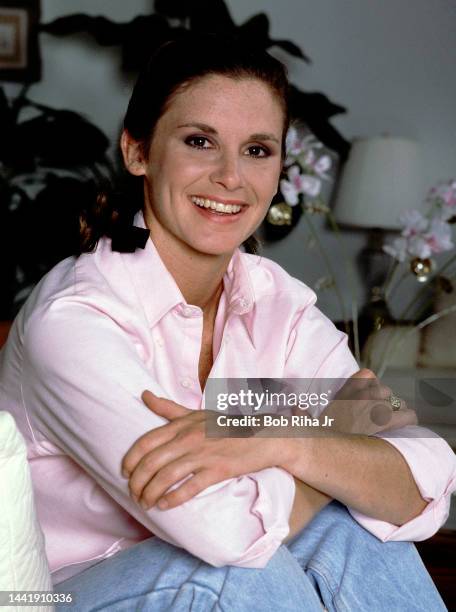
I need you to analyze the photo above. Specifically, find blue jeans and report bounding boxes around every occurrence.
[55,502,446,611]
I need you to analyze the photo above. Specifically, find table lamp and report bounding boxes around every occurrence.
[332,136,421,335]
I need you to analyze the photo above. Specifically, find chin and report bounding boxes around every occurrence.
[188,237,241,257]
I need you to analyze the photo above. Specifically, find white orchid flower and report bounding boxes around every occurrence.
[280,166,322,205]
[313,154,332,177]
[280,166,303,206]
[424,218,454,253]
[383,237,408,262]
[300,175,322,197]
[407,235,432,259]
[399,210,428,237]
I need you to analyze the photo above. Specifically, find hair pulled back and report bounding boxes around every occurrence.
[79,33,290,255]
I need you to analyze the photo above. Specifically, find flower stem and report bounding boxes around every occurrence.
[385,267,409,302]
[326,210,361,362]
[374,255,456,376]
[376,303,456,378]
[382,259,397,294]
[398,253,456,321]
[303,211,350,339]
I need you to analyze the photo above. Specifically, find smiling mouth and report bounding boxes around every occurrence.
[190,196,243,215]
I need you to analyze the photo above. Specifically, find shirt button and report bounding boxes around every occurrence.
[237,297,251,311]
[153,334,164,347]
[224,334,231,343]
[182,306,201,318]
[181,377,193,388]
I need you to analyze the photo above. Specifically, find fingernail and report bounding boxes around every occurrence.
[121,468,129,478]
[130,492,138,503]
[157,499,168,510]
[140,499,149,510]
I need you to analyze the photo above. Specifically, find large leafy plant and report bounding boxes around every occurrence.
[41,0,350,159]
[0,87,113,317]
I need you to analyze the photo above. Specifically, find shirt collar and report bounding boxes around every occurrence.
[121,210,256,341]
[222,249,256,345]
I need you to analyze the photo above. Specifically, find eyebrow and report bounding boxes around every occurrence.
[177,122,280,144]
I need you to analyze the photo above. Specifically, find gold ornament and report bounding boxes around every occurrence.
[410,257,433,282]
[266,202,293,226]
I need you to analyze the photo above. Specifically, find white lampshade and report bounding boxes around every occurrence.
[333,137,421,229]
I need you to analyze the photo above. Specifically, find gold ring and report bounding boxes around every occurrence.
[389,394,402,411]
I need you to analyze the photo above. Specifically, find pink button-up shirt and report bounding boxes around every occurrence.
[1,212,455,584]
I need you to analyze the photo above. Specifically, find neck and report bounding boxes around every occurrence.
[167,247,228,314]
[145,214,232,315]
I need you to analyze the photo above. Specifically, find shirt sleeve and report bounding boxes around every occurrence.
[22,300,295,568]
[285,303,456,541]
[349,428,456,541]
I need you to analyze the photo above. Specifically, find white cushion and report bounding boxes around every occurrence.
[0,411,52,597]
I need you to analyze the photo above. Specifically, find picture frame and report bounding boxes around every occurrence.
[0,0,41,82]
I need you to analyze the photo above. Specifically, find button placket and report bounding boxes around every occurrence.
[176,304,203,396]
[152,331,164,347]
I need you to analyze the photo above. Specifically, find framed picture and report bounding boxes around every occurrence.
[0,0,41,82]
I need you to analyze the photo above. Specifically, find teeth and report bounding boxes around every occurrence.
[191,196,242,214]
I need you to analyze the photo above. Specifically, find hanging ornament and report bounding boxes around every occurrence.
[410,257,433,282]
[266,202,293,226]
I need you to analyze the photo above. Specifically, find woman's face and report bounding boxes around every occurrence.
[123,75,284,257]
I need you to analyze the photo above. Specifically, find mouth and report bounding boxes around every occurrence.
[190,196,245,216]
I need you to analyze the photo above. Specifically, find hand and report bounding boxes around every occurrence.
[121,391,280,511]
[321,368,417,436]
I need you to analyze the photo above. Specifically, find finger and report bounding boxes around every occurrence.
[129,441,189,503]
[138,458,197,510]
[370,402,417,432]
[142,390,192,419]
[337,369,378,398]
[156,471,220,510]
[383,405,418,430]
[352,368,377,380]
[122,423,178,477]
[122,411,206,478]
[358,383,393,402]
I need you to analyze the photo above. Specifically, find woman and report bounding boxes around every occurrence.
[1,35,454,611]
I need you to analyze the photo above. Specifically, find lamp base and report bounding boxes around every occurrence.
[357,229,394,347]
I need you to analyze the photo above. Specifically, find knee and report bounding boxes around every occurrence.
[312,501,420,559]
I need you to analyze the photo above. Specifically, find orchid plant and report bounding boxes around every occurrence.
[266,125,361,358]
[271,129,456,370]
[279,125,333,212]
[369,179,456,375]
[383,180,456,268]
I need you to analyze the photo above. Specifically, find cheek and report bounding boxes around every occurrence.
[251,164,281,202]
[161,151,208,189]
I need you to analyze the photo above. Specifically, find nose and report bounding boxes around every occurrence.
[209,151,244,191]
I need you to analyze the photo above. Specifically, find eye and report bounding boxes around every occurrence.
[185,135,213,149]
[245,145,270,158]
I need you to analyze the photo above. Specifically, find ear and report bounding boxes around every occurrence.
[120,130,146,176]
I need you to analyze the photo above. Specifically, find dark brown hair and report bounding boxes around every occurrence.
[79,33,290,255]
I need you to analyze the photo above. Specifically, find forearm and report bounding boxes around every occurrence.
[281,435,427,526]
[285,478,332,542]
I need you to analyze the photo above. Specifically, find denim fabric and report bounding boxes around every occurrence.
[55,502,446,612]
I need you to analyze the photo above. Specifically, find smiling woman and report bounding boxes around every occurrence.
[122,75,283,262]
[0,33,454,612]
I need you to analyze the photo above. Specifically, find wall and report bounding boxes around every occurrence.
[4,0,456,320]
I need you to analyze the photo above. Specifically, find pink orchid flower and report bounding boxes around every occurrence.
[383,237,408,262]
[280,166,322,206]
[399,210,428,237]
[424,218,454,253]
